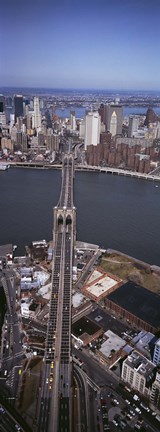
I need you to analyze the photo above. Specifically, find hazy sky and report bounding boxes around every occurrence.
[1,0,160,89]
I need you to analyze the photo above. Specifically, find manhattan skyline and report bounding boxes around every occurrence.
[1,0,160,90]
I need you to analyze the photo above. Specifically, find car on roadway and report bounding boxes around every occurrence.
[112,419,118,426]
[125,399,130,405]
[135,407,141,414]
[140,402,150,412]
[113,398,119,405]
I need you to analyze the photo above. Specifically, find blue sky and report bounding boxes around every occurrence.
[1,0,160,89]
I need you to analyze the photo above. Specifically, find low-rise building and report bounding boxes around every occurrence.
[98,330,127,367]
[72,316,103,347]
[81,267,122,302]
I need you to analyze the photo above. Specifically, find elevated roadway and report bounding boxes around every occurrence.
[37,154,76,432]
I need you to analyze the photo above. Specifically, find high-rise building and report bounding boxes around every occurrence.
[10,125,17,142]
[110,111,117,137]
[128,116,139,138]
[150,371,160,411]
[1,137,13,152]
[70,111,76,130]
[14,95,23,122]
[22,133,28,152]
[0,95,5,113]
[98,103,107,124]
[79,119,85,138]
[106,103,123,135]
[0,112,6,128]
[84,111,101,150]
[153,339,160,365]
[38,132,45,147]
[46,130,59,151]
[9,114,15,133]
[32,97,41,130]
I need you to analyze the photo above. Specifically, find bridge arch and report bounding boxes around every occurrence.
[66,215,72,225]
[58,215,64,225]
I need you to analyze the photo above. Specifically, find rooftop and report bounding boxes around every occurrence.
[72,316,102,338]
[82,268,122,300]
[99,330,126,359]
[107,281,160,329]
[124,350,156,379]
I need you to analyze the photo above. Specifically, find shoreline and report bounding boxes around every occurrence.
[7,162,160,182]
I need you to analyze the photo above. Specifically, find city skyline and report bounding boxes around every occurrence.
[1,0,160,90]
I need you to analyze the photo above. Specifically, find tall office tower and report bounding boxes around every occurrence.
[14,95,23,122]
[40,99,44,109]
[84,111,101,150]
[79,119,85,138]
[38,132,45,146]
[32,97,41,130]
[150,371,160,411]
[0,95,5,113]
[30,100,34,109]
[9,114,15,133]
[70,111,76,130]
[110,111,117,137]
[98,103,107,124]
[26,113,31,131]
[153,339,160,365]
[16,116,24,131]
[22,133,28,152]
[106,103,123,135]
[47,134,60,152]
[0,112,6,128]
[16,131,22,149]
[10,126,17,142]
[128,116,139,138]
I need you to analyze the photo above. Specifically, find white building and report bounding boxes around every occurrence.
[79,119,85,138]
[32,97,41,131]
[9,114,15,133]
[122,350,156,397]
[21,302,30,318]
[70,111,76,130]
[110,111,117,137]
[84,111,101,150]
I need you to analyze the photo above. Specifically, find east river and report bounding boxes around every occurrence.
[0,168,160,266]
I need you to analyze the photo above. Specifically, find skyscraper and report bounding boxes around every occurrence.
[128,116,139,138]
[84,111,101,150]
[32,97,41,130]
[70,111,76,130]
[14,95,23,122]
[0,95,5,113]
[106,103,123,135]
[110,111,117,137]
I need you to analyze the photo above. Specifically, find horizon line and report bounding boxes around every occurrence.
[0,86,160,93]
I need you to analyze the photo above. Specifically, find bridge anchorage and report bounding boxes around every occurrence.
[37,154,76,432]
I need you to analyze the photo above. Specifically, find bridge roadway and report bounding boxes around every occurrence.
[37,155,75,432]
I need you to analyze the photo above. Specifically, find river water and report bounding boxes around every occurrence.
[0,168,160,265]
[55,106,160,118]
